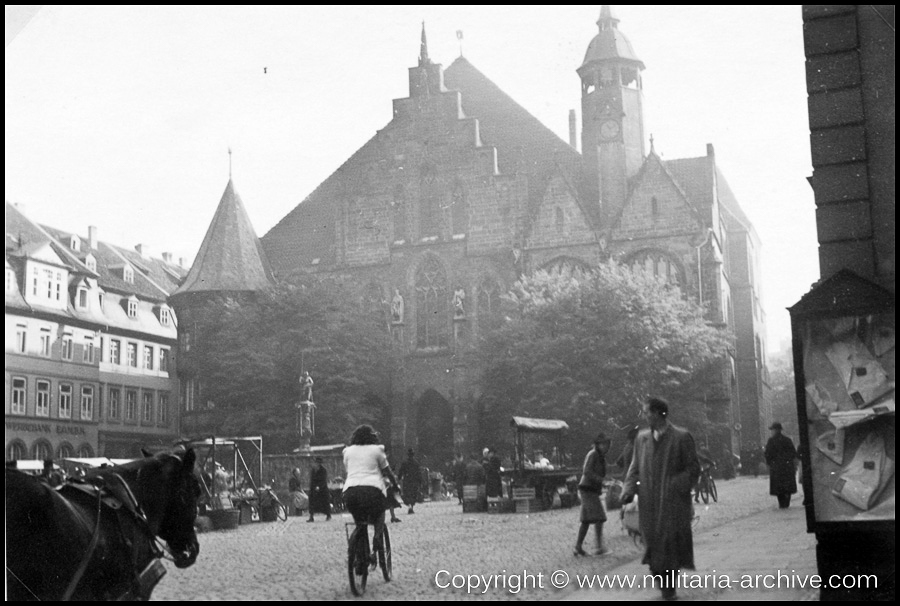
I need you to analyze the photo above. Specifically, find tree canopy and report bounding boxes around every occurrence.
[189,277,398,452]
[475,261,730,455]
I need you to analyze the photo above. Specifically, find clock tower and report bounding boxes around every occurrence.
[578,6,645,227]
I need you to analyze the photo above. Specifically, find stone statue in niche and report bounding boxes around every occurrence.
[453,286,466,319]
[391,288,405,324]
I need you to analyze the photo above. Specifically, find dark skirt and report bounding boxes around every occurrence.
[579,489,607,523]
[309,488,331,514]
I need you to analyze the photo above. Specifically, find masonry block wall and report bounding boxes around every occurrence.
[803,5,895,291]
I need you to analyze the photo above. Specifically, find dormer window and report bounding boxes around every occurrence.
[85,254,97,272]
[127,296,138,319]
[76,285,89,310]
[123,265,134,283]
[159,306,171,327]
[69,235,81,251]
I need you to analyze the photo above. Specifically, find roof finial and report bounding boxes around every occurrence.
[419,21,430,66]
[649,134,655,154]
[456,29,464,58]
[597,5,620,30]
[228,147,232,179]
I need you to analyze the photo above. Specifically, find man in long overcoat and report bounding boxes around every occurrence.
[398,449,422,514]
[307,457,331,522]
[622,397,700,601]
[764,422,797,508]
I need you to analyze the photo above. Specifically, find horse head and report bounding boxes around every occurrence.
[130,448,202,569]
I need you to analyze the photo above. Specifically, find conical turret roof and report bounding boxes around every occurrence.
[172,179,273,297]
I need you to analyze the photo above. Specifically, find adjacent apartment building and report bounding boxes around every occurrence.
[5,202,187,460]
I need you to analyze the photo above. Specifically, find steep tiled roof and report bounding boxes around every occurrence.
[114,245,188,295]
[444,57,589,223]
[40,225,169,300]
[173,179,273,296]
[262,135,381,277]
[663,156,756,236]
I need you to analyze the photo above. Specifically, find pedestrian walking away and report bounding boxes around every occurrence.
[574,431,611,557]
[308,456,332,522]
[622,397,701,601]
[397,449,422,515]
[764,422,798,509]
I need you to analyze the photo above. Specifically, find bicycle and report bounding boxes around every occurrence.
[253,486,288,522]
[695,465,718,504]
[345,519,392,596]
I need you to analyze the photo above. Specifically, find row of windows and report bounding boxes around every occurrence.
[11,377,95,420]
[104,338,170,371]
[6,439,95,462]
[9,378,170,427]
[106,387,170,426]
[12,326,170,371]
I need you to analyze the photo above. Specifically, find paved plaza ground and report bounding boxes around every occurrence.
[151,476,819,601]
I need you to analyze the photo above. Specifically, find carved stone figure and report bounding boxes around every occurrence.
[391,288,405,323]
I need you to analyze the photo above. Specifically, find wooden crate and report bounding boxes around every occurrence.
[515,498,540,514]
[463,500,486,513]
[511,487,536,500]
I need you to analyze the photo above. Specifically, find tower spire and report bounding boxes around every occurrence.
[419,21,430,66]
[228,147,232,179]
[597,5,620,30]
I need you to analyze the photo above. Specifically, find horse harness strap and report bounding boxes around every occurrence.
[57,474,164,600]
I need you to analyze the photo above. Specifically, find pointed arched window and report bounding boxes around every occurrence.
[415,257,449,349]
[477,278,502,334]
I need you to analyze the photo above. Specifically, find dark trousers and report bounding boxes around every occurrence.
[777,493,791,508]
[343,486,387,550]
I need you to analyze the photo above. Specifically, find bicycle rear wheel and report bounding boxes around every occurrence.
[348,528,368,596]
[699,477,710,504]
[379,526,392,582]
[709,477,718,503]
[274,501,288,521]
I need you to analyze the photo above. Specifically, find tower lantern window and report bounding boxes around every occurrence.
[600,67,615,88]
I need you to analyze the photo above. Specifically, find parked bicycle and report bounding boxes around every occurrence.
[236,485,288,522]
[346,519,391,596]
[695,464,718,504]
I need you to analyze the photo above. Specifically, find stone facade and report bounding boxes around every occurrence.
[183,9,771,467]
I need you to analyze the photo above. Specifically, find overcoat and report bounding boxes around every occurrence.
[309,465,331,514]
[623,425,700,573]
[398,457,422,504]
[764,433,797,496]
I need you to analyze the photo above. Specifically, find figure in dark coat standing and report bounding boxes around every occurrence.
[764,422,797,509]
[484,448,503,499]
[307,457,331,522]
[622,397,700,601]
[397,449,422,514]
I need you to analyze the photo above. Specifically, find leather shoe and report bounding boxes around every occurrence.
[573,547,587,556]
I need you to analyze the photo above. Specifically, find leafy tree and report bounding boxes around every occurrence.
[475,261,730,457]
[190,277,398,452]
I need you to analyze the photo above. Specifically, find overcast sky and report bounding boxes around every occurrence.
[5,6,818,353]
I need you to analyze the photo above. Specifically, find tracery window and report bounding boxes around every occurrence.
[627,249,683,287]
[415,257,449,349]
[477,279,502,334]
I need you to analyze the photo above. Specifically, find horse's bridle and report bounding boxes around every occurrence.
[58,472,165,601]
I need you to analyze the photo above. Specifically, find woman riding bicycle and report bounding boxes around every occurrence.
[342,425,400,561]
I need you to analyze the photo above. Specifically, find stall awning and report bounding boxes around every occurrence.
[510,417,570,432]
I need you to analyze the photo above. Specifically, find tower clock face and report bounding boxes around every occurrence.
[599,119,621,141]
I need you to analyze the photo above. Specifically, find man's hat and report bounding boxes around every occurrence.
[769,422,783,431]
[407,448,415,456]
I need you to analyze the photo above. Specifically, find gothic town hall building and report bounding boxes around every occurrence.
[176,7,772,465]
